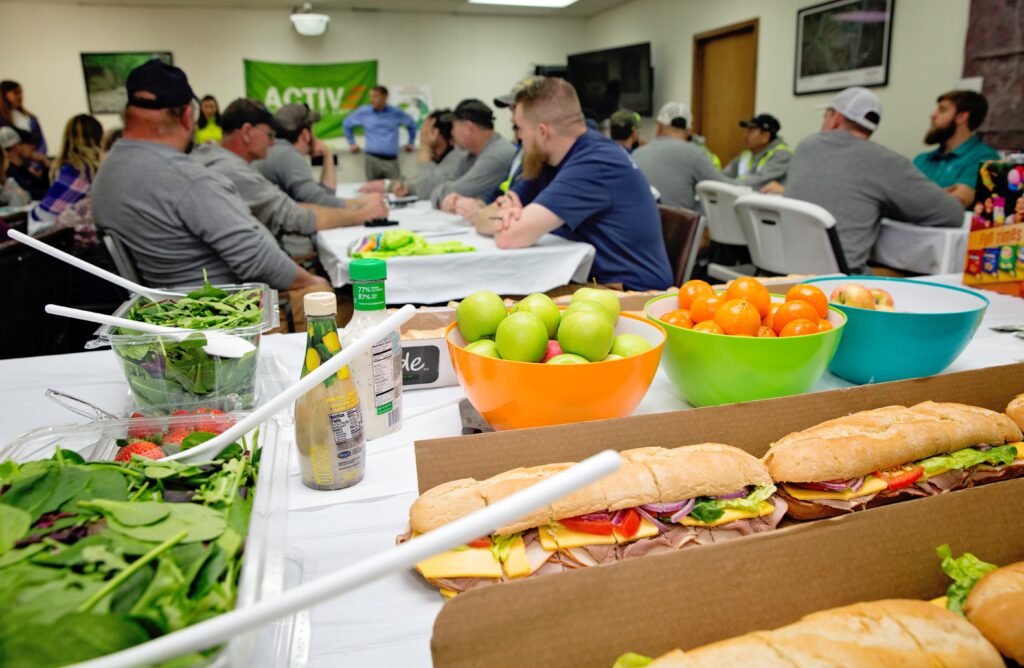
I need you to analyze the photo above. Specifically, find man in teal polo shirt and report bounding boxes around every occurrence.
[913,90,999,208]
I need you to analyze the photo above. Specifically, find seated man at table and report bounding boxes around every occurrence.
[425,99,517,208]
[255,103,377,211]
[762,87,963,274]
[374,109,466,199]
[631,101,724,210]
[91,60,326,292]
[193,98,387,258]
[721,114,792,189]
[487,77,673,292]
[913,90,999,209]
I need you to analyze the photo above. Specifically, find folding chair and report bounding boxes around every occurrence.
[733,194,850,275]
[696,180,755,281]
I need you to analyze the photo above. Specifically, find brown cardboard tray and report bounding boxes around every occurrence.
[412,362,1024,667]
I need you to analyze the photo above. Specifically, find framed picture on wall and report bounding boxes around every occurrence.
[794,0,895,95]
[81,52,173,114]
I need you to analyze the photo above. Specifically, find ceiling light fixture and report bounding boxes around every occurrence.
[290,2,330,36]
[468,0,579,7]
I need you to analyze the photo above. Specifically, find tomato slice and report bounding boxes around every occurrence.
[559,516,615,536]
[613,509,642,540]
[877,466,925,490]
[467,537,492,549]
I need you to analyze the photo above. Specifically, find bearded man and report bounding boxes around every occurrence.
[485,76,673,292]
[913,90,999,208]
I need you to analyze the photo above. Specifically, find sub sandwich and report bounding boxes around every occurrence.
[763,401,1023,520]
[619,599,1003,668]
[398,444,786,598]
[937,545,1024,663]
[1008,392,1024,431]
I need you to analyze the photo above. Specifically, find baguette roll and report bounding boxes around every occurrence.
[765,401,1022,482]
[964,560,1024,662]
[1008,393,1024,432]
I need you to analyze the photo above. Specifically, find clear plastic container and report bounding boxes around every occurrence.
[86,282,279,411]
[0,414,297,666]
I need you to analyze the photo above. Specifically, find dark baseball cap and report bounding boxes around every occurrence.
[220,98,275,133]
[273,103,321,134]
[494,76,545,108]
[453,99,495,129]
[739,114,781,134]
[126,59,198,110]
[610,109,640,131]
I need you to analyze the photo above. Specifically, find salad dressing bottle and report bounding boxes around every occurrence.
[340,259,403,439]
[294,292,366,490]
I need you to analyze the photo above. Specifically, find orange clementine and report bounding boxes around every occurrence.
[786,284,829,319]
[817,319,834,333]
[714,298,762,336]
[757,325,777,337]
[779,319,819,337]
[762,302,781,328]
[661,309,694,329]
[692,321,724,334]
[690,295,723,323]
[725,277,771,318]
[677,280,715,310]
[772,299,820,335]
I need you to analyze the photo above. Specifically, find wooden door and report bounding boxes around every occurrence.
[693,19,759,166]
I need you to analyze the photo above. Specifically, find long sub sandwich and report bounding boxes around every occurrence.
[623,599,1003,667]
[398,444,786,598]
[763,401,1023,520]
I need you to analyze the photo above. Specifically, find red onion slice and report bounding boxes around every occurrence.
[580,512,612,521]
[849,477,865,492]
[635,507,670,533]
[610,509,627,526]
[977,444,992,452]
[669,498,696,522]
[640,500,689,514]
[712,488,748,500]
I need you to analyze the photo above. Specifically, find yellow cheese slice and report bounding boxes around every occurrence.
[440,588,458,600]
[501,536,532,579]
[781,475,888,501]
[416,547,502,579]
[538,523,617,551]
[677,501,776,527]
[929,596,949,608]
[613,518,661,544]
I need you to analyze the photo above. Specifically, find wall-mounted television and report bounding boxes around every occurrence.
[567,42,652,121]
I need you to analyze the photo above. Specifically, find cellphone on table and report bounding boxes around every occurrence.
[365,218,399,227]
[387,195,418,208]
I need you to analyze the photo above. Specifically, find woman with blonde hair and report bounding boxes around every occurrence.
[29,114,103,234]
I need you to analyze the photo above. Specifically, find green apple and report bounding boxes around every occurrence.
[495,311,549,363]
[611,334,653,358]
[563,300,614,324]
[603,354,624,361]
[511,293,561,339]
[571,287,621,323]
[546,353,589,365]
[456,291,507,342]
[465,339,501,359]
[557,311,614,362]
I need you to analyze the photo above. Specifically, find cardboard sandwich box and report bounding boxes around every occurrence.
[399,309,457,390]
[413,363,1024,667]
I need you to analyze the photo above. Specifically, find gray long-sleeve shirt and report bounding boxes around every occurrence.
[631,137,724,210]
[408,147,467,199]
[91,140,297,290]
[253,139,347,208]
[193,143,317,257]
[722,137,793,188]
[785,131,964,273]
[429,133,516,207]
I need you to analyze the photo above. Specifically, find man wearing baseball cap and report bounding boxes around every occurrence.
[722,114,792,188]
[765,86,963,274]
[631,101,724,210]
[609,109,643,153]
[194,98,388,258]
[431,98,516,209]
[91,60,326,292]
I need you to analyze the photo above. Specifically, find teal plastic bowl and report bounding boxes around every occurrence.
[805,277,989,384]
[645,293,846,407]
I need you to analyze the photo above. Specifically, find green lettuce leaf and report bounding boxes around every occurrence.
[918,445,1018,477]
[612,652,653,668]
[936,543,998,615]
[688,484,777,525]
[490,533,521,564]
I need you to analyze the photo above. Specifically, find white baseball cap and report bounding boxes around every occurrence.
[0,126,22,151]
[817,86,882,131]
[657,101,693,129]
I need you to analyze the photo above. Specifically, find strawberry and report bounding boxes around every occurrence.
[127,413,160,441]
[115,441,165,462]
[169,409,195,431]
[193,408,232,434]
[161,429,191,448]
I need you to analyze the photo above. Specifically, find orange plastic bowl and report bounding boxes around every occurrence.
[446,312,666,430]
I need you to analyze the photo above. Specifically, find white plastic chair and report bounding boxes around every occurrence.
[733,193,850,275]
[696,180,754,281]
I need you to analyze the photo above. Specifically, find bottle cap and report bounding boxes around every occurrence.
[303,291,337,316]
[350,258,387,281]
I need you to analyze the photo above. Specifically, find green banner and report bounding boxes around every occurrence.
[243,59,377,139]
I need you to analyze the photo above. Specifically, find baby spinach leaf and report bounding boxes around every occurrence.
[82,500,171,527]
[0,505,31,555]
[0,612,150,668]
[181,431,217,451]
[91,501,226,544]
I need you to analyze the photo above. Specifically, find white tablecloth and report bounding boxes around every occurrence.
[1,275,1023,666]
[315,201,596,304]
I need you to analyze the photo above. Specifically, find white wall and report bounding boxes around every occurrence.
[584,0,971,159]
[0,2,585,180]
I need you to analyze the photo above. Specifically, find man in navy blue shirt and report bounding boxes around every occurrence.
[343,85,417,180]
[486,77,672,292]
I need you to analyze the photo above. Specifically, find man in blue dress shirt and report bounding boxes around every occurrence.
[343,85,417,180]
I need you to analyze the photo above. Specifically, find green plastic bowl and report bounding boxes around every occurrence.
[645,293,846,407]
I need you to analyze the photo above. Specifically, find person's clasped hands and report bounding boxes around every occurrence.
[495,191,523,235]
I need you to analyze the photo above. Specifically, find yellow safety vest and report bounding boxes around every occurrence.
[499,149,523,194]
[737,142,791,177]
[704,147,722,171]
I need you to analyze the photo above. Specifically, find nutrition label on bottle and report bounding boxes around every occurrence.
[370,332,402,416]
[327,395,365,482]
